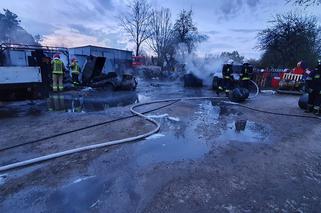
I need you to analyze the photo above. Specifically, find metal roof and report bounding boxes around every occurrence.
[69,45,132,54]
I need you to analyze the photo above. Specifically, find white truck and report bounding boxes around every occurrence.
[0,66,44,100]
[0,43,69,101]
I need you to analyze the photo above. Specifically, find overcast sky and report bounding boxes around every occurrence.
[1,0,321,59]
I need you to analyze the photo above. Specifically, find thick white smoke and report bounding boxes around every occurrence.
[175,43,227,85]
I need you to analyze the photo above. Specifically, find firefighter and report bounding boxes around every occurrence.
[51,53,66,92]
[292,61,305,75]
[221,59,234,96]
[71,57,81,87]
[240,61,251,90]
[305,60,321,115]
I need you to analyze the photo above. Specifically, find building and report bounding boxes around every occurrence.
[68,45,133,74]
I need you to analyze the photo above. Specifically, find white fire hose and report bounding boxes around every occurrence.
[0,81,263,172]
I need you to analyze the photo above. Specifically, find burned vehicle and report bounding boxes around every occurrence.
[82,56,137,91]
[184,73,203,87]
[0,43,69,101]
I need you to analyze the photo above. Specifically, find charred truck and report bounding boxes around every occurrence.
[69,45,137,91]
[0,43,69,101]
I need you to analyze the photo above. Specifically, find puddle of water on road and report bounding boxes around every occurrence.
[218,120,269,143]
[0,91,141,118]
[0,80,216,119]
[47,91,139,113]
[134,101,269,167]
[47,176,104,212]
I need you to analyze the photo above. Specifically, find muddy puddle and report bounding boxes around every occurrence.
[218,120,269,143]
[134,101,270,166]
[0,91,140,118]
[0,80,218,119]
[46,91,139,113]
[46,175,104,212]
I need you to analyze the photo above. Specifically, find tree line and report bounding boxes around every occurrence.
[1,0,320,70]
[119,0,207,69]
[120,0,321,70]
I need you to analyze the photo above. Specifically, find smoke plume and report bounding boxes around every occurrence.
[175,43,227,85]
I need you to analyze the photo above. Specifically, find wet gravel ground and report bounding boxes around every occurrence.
[1,80,321,212]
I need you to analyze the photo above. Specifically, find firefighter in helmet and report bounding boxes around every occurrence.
[305,59,321,115]
[292,61,305,75]
[51,53,66,92]
[71,57,81,87]
[240,61,252,90]
[221,59,234,96]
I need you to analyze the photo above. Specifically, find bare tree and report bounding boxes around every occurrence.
[148,8,174,67]
[258,12,321,68]
[119,0,152,56]
[173,9,207,53]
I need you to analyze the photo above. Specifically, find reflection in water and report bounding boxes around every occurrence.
[46,92,139,113]
[0,91,140,118]
[136,113,209,166]
[235,120,247,132]
[219,121,268,143]
[47,95,84,112]
[47,176,104,212]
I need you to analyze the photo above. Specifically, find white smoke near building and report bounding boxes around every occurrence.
[175,43,228,85]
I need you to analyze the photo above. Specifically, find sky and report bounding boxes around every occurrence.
[1,0,321,59]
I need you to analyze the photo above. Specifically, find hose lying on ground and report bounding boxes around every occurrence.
[225,102,321,120]
[0,100,180,152]
[0,80,260,153]
[0,97,227,172]
[0,81,319,172]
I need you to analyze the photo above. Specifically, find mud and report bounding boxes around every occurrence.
[0,81,321,212]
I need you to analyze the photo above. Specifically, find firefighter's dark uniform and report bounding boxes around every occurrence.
[71,62,81,86]
[306,64,321,114]
[222,64,234,96]
[240,63,251,89]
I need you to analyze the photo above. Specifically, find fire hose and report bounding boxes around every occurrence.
[0,81,319,172]
[0,97,226,172]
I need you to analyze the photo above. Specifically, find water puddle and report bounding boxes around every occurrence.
[134,101,269,167]
[47,176,104,212]
[218,120,269,143]
[0,91,141,118]
[46,91,139,113]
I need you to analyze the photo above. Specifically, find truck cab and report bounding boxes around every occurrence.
[0,43,69,101]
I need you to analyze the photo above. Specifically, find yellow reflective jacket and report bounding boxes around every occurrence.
[52,59,64,74]
[71,62,80,74]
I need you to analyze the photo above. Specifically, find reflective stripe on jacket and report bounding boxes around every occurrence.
[52,59,64,74]
[71,63,80,74]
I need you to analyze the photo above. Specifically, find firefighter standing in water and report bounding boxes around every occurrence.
[240,61,251,90]
[51,53,66,92]
[306,60,321,115]
[71,57,81,87]
[221,59,234,96]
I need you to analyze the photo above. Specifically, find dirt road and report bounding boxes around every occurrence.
[0,81,321,212]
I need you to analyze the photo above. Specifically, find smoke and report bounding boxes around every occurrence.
[2,26,37,45]
[175,43,227,85]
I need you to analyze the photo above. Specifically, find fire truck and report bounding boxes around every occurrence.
[132,56,145,68]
